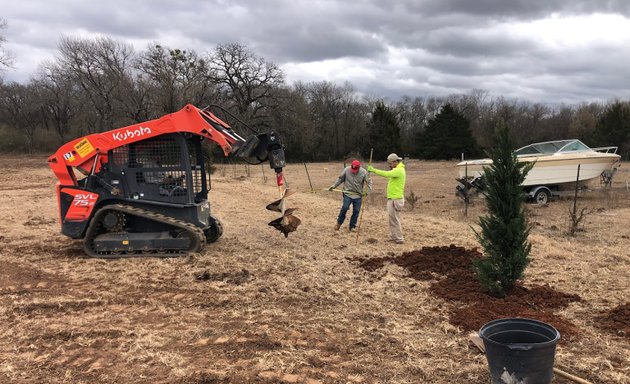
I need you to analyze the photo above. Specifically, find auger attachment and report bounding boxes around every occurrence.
[266,173,301,238]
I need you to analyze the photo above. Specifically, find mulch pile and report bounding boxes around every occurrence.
[353,245,584,341]
[595,302,630,339]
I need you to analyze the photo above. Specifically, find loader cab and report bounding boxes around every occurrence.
[108,133,208,204]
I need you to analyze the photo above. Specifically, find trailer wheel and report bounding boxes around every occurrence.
[533,188,550,205]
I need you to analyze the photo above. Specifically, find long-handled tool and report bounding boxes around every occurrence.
[326,188,364,195]
[303,162,314,192]
[355,148,373,245]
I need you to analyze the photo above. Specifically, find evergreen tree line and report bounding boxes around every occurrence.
[1,35,630,161]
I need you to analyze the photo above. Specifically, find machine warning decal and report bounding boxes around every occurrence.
[63,151,75,162]
[74,138,94,158]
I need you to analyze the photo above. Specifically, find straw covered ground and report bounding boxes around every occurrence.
[0,155,628,383]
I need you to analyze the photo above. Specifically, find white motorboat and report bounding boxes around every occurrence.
[456,140,621,203]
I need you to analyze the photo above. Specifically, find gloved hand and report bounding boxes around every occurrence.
[367,165,375,173]
[328,186,334,191]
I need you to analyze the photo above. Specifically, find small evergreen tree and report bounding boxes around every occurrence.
[415,103,482,160]
[473,121,533,297]
[366,101,400,160]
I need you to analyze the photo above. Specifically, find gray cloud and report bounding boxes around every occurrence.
[1,0,630,104]
[416,0,630,19]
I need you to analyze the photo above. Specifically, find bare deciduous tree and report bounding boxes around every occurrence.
[0,82,42,152]
[32,62,80,144]
[0,19,14,71]
[136,44,217,115]
[569,103,603,141]
[56,36,136,132]
[302,81,363,160]
[208,43,284,127]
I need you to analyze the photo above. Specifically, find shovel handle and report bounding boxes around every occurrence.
[553,368,593,384]
[355,148,373,245]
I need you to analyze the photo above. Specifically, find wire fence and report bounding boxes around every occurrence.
[210,159,630,211]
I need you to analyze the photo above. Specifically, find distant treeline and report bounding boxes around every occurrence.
[1,36,629,161]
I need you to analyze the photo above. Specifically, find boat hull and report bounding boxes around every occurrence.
[457,153,620,187]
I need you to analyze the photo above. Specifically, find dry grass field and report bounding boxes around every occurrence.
[0,155,629,384]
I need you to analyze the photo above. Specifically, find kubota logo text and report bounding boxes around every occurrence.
[112,126,152,141]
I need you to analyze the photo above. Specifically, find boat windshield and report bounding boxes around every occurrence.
[515,140,591,156]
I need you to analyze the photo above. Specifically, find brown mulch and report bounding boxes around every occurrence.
[352,245,585,341]
[594,302,630,339]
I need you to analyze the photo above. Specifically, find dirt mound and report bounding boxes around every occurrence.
[353,245,584,340]
[595,302,630,339]
[356,244,480,277]
[195,269,252,285]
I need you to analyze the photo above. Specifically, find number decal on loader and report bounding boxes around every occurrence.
[64,190,100,221]
[72,193,98,207]
[63,151,75,162]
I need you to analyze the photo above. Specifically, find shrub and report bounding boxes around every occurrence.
[406,190,419,210]
[473,122,533,297]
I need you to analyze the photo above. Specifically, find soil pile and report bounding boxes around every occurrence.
[353,245,584,340]
[595,302,630,339]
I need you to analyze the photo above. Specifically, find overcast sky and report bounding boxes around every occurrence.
[2,0,630,105]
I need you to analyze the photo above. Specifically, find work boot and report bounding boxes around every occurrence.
[349,227,356,232]
[334,223,341,230]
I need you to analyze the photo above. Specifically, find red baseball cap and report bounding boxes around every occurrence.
[351,160,361,173]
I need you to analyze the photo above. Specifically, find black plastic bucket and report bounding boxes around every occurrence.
[479,318,560,384]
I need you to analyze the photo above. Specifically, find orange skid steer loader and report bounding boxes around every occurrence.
[48,104,299,257]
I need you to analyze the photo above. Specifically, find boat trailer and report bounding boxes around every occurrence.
[456,168,618,205]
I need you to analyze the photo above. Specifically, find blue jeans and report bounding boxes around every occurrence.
[337,194,362,229]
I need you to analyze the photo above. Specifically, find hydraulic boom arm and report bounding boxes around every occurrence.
[48,104,286,186]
